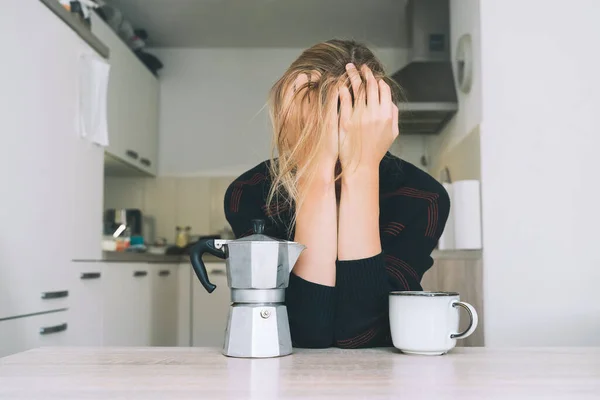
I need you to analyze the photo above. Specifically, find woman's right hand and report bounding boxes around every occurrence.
[338,64,399,175]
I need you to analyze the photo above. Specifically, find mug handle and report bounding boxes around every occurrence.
[450,301,479,339]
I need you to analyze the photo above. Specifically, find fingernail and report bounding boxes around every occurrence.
[346,63,355,70]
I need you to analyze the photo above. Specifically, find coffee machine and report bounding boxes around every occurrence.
[103,208,142,238]
[189,219,305,358]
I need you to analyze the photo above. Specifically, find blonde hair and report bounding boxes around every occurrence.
[266,39,400,229]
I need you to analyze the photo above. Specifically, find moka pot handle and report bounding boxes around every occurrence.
[189,238,227,293]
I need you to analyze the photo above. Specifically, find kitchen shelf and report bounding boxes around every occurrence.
[39,0,109,59]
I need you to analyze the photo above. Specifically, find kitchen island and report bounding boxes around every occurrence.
[1,347,599,399]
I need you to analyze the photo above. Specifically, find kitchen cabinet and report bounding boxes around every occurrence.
[177,263,193,346]
[421,255,484,347]
[150,264,179,346]
[0,311,70,358]
[91,13,159,176]
[0,0,103,320]
[67,263,104,346]
[102,264,152,346]
[192,263,230,347]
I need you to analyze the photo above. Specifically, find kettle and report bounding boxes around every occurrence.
[189,219,306,358]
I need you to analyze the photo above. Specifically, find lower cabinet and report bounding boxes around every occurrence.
[67,262,181,348]
[0,311,70,358]
[150,264,178,346]
[102,263,153,346]
[192,263,230,347]
[176,263,192,346]
[67,263,104,346]
[1,260,229,355]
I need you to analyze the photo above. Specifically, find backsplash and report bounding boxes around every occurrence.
[104,176,236,242]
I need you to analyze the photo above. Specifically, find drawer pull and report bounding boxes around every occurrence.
[80,272,101,280]
[140,158,152,167]
[158,270,170,277]
[126,149,139,159]
[133,271,148,277]
[210,269,226,276]
[41,290,69,300]
[39,323,68,335]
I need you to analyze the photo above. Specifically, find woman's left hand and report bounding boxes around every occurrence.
[338,63,399,174]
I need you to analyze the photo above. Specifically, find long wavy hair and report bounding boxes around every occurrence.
[266,39,400,228]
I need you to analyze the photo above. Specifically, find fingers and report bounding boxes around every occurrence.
[378,79,393,116]
[345,63,364,105]
[339,85,353,128]
[362,65,379,108]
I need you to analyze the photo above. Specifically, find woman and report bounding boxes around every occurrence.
[224,39,450,348]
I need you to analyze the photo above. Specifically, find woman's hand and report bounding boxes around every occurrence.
[338,64,399,174]
[284,73,338,181]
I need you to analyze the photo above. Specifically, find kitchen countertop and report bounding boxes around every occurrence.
[90,250,479,264]
[1,347,599,399]
[72,251,225,264]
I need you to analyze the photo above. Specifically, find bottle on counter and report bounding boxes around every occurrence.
[175,226,191,248]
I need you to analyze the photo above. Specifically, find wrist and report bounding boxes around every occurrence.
[342,164,379,187]
[298,167,336,193]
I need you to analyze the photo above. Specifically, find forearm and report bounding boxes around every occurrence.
[338,167,382,260]
[292,171,337,286]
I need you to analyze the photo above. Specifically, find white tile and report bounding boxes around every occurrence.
[103,177,145,210]
[175,177,210,236]
[209,177,236,234]
[143,177,177,243]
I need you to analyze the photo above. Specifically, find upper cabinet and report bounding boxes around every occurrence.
[91,13,159,176]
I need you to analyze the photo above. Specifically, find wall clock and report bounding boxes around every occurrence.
[455,33,473,94]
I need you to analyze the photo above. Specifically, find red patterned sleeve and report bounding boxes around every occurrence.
[334,186,451,348]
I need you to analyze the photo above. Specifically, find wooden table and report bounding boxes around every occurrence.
[1,347,599,399]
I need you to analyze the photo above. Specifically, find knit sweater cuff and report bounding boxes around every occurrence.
[336,252,390,304]
[286,272,336,321]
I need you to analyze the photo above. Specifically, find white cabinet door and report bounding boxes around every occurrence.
[0,311,70,358]
[91,13,159,176]
[67,263,104,346]
[102,264,152,346]
[150,264,178,346]
[177,263,192,346]
[136,68,159,175]
[192,263,230,347]
[0,0,98,320]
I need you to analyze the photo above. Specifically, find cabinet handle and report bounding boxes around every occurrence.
[210,269,226,276]
[39,323,68,335]
[80,272,101,280]
[133,270,148,277]
[126,150,139,160]
[158,270,170,277]
[41,290,69,300]
[140,158,151,167]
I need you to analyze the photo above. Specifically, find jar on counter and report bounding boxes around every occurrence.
[175,226,191,248]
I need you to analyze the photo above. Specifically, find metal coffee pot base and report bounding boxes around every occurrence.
[223,301,292,359]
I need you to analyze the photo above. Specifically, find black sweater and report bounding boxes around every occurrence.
[223,153,450,348]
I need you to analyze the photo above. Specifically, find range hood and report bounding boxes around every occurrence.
[391,0,458,135]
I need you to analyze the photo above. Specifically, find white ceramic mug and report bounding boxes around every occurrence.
[389,291,478,355]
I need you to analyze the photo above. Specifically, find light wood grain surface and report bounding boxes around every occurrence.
[1,347,599,399]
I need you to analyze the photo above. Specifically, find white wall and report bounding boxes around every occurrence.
[480,0,600,346]
[153,47,426,176]
[425,0,482,175]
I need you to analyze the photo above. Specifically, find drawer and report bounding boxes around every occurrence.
[0,311,70,358]
[0,264,70,320]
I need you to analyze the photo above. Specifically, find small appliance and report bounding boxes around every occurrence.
[103,208,142,238]
[189,219,305,358]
